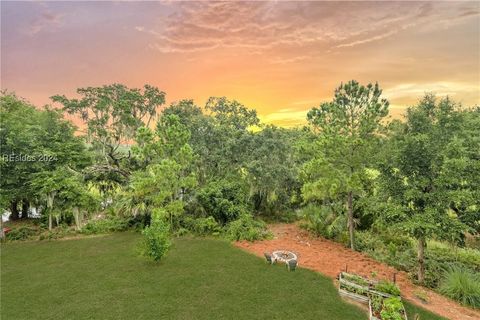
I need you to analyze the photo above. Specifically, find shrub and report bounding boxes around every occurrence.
[81,216,130,234]
[428,241,480,273]
[182,216,221,236]
[224,214,270,241]
[174,227,191,237]
[355,231,416,273]
[140,221,171,262]
[375,280,401,296]
[38,225,73,240]
[298,204,346,240]
[423,243,480,288]
[439,266,480,308]
[5,226,38,241]
[196,179,250,224]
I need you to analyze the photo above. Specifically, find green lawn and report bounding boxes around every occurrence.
[1,233,445,320]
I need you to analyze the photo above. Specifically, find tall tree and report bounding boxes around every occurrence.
[245,126,301,216]
[203,97,260,180]
[51,84,165,196]
[303,81,389,249]
[162,100,213,185]
[1,93,40,219]
[379,95,472,283]
[1,93,90,222]
[127,114,196,228]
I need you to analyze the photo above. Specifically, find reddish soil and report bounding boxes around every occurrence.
[235,224,480,320]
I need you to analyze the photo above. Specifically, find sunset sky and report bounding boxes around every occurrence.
[2,1,479,126]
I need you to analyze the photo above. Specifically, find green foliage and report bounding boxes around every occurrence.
[81,216,130,235]
[182,216,221,236]
[4,83,480,311]
[380,297,405,320]
[354,230,480,290]
[341,283,368,296]
[140,221,172,262]
[38,225,73,240]
[428,241,480,272]
[224,214,270,241]
[126,113,197,230]
[196,179,249,224]
[342,273,369,286]
[378,95,474,283]
[51,84,165,195]
[5,226,37,241]
[298,204,347,242]
[439,266,480,308]
[205,96,259,130]
[375,280,401,296]
[245,126,302,216]
[370,294,383,314]
[162,98,303,219]
[1,92,91,221]
[303,80,389,250]
[355,231,415,272]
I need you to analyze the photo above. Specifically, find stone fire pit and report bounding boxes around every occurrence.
[272,250,297,264]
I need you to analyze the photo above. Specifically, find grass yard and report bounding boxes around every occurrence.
[1,233,445,320]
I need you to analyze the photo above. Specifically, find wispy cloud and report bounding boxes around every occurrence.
[384,82,480,100]
[134,1,473,59]
[2,1,478,127]
[26,10,64,36]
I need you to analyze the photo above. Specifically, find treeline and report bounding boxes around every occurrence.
[1,82,479,305]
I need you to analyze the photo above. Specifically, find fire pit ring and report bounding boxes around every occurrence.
[272,250,297,264]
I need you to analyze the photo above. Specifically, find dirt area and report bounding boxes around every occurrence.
[235,224,480,320]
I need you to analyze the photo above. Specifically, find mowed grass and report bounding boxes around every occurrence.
[1,233,444,320]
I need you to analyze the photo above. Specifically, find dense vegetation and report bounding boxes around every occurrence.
[1,233,445,320]
[1,81,479,308]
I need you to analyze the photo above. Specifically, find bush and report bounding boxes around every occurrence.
[224,214,270,241]
[439,266,480,308]
[423,242,480,288]
[298,204,346,241]
[196,179,249,224]
[38,225,73,240]
[428,241,480,272]
[81,216,130,234]
[140,221,171,262]
[5,226,38,241]
[182,216,221,236]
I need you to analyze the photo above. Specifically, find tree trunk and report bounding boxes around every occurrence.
[21,198,30,219]
[417,237,426,284]
[10,200,20,221]
[48,213,53,231]
[46,192,55,231]
[347,191,355,250]
[0,215,5,241]
[73,207,81,231]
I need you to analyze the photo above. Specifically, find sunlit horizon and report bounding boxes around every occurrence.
[2,1,479,127]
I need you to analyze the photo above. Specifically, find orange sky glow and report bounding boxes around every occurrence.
[1,1,479,127]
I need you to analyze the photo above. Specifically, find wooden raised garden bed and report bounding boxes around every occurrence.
[338,272,373,304]
[338,272,407,320]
